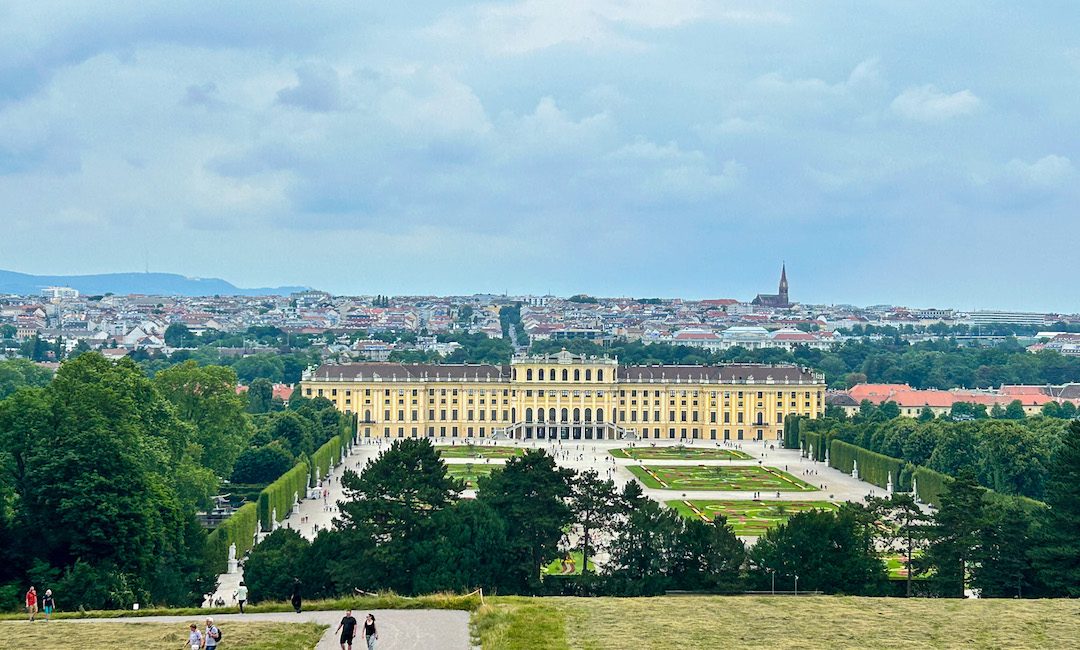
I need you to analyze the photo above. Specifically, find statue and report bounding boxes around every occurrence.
[315,467,321,485]
[293,491,300,514]
[825,449,830,465]
[912,477,921,504]
[887,471,894,494]
[271,507,278,531]
[227,543,238,574]
[808,443,814,460]
[851,459,859,480]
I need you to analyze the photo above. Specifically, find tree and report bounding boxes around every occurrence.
[267,411,314,458]
[879,401,901,420]
[921,471,984,597]
[231,442,295,484]
[0,358,54,400]
[477,449,573,593]
[568,469,619,576]
[1041,401,1062,418]
[411,499,510,594]
[604,498,681,595]
[669,515,745,593]
[1059,401,1077,419]
[338,439,461,592]
[154,361,254,478]
[747,504,887,595]
[243,528,311,603]
[164,323,193,348]
[247,377,274,414]
[1030,420,1080,596]
[970,499,1040,598]
[918,407,935,422]
[1004,400,1026,420]
[869,494,931,597]
[990,403,1006,419]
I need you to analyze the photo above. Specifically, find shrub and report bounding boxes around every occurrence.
[258,461,310,531]
[829,440,906,491]
[205,502,259,575]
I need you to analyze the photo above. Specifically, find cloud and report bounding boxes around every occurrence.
[182,82,221,107]
[890,85,980,122]
[276,64,343,112]
[1004,155,1074,189]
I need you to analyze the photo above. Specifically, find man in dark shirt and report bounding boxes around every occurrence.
[336,609,358,650]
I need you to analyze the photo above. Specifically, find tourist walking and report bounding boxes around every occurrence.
[235,581,247,614]
[336,609,359,650]
[25,585,37,621]
[42,589,54,622]
[363,613,379,650]
[290,578,303,613]
[188,623,204,650]
[203,617,222,649]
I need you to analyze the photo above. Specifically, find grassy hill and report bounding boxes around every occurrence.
[474,595,1080,649]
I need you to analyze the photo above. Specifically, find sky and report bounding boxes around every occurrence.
[0,1,1078,311]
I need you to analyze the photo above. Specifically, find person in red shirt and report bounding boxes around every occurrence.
[25,586,37,622]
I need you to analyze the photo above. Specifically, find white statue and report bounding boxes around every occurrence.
[808,443,814,460]
[315,467,321,484]
[227,543,238,574]
[293,491,300,514]
[271,507,278,531]
[912,477,921,504]
[887,471,894,494]
[851,459,859,480]
[825,449,830,465]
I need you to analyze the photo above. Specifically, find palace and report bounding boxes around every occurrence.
[300,351,824,442]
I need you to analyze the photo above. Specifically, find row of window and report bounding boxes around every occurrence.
[520,367,606,382]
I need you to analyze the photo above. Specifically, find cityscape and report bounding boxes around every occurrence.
[2,2,1079,650]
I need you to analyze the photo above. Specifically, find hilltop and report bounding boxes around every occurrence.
[0,269,308,297]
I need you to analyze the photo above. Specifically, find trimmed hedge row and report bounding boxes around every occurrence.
[258,460,310,532]
[309,435,342,487]
[912,466,950,507]
[829,439,906,491]
[802,429,827,462]
[205,502,259,574]
[783,414,803,449]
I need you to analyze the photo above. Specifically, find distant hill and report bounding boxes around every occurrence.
[0,269,309,297]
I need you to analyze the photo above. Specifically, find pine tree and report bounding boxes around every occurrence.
[1030,420,1080,595]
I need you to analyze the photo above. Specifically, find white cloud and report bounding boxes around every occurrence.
[1004,155,1074,189]
[890,85,980,122]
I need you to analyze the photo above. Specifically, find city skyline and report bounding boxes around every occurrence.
[1,2,1078,311]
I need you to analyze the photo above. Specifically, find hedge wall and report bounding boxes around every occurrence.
[829,439,906,491]
[802,429,827,462]
[258,460,310,532]
[912,466,950,507]
[783,414,803,449]
[309,435,342,488]
[205,501,258,574]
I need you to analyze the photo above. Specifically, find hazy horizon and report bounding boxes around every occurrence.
[1,2,1077,311]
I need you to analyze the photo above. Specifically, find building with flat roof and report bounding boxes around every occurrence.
[300,350,825,442]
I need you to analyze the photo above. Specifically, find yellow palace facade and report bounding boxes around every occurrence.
[300,350,825,442]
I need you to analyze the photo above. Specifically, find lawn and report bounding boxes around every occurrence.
[627,464,817,492]
[609,446,752,461]
[0,621,326,650]
[542,552,597,577]
[437,444,524,459]
[473,595,1080,649]
[667,500,839,536]
[447,462,497,489]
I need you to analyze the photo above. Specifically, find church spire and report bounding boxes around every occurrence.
[778,263,789,305]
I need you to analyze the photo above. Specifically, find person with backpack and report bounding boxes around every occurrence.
[203,617,222,649]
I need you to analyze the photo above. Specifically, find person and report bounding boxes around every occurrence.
[204,617,221,649]
[290,578,302,614]
[25,585,37,622]
[362,614,378,650]
[235,581,248,614]
[42,589,54,622]
[188,623,204,650]
[336,609,358,650]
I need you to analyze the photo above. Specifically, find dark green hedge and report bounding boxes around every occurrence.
[912,466,950,507]
[829,439,906,491]
[205,502,258,574]
[802,429,827,462]
[783,414,803,449]
[258,460,310,532]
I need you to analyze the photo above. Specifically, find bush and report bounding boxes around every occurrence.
[783,414,803,449]
[309,435,342,487]
[829,440,906,491]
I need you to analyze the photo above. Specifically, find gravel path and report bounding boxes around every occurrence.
[64,609,471,650]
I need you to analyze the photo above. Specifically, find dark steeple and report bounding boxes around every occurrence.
[778,263,789,304]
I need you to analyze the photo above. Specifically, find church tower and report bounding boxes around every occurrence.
[778,263,789,306]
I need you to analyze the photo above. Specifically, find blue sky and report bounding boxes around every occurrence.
[0,1,1077,311]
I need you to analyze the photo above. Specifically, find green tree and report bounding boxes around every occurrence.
[1004,400,1027,420]
[869,494,931,597]
[604,498,681,596]
[1030,420,1080,596]
[411,499,510,594]
[246,377,275,414]
[669,515,745,592]
[1060,401,1077,419]
[970,499,1040,598]
[921,471,985,597]
[154,361,253,478]
[918,407,935,422]
[568,469,619,576]
[231,442,295,484]
[243,528,311,603]
[477,449,573,593]
[164,323,193,348]
[0,358,54,400]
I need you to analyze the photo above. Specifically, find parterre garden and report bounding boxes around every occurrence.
[609,446,752,461]
[436,444,524,459]
[446,463,497,489]
[627,464,817,492]
[667,499,839,536]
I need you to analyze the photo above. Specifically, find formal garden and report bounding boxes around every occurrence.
[627,464,818,491]
[445,462,497,489]
[609,445,752,461]
[435,444,524,459]
[667,499,839,536]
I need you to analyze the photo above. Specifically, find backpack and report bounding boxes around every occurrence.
[210,626,223,642]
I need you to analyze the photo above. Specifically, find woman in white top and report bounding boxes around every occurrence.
[188,623,203,650]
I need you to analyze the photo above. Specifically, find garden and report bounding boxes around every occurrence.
[627,464,818,491]
[667,499,839,536]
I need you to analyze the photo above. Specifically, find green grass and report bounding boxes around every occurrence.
[437,444,524,459]
[542,552,597,576]
[447,463,497,489]
[0,621,326,650]
[667,500,839,536]
[627,464,818,492]
[472,595,1080,649]
[610,446,752,460]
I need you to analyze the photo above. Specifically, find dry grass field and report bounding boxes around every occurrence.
[475,595,1080,649]
[0,620,326,650]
